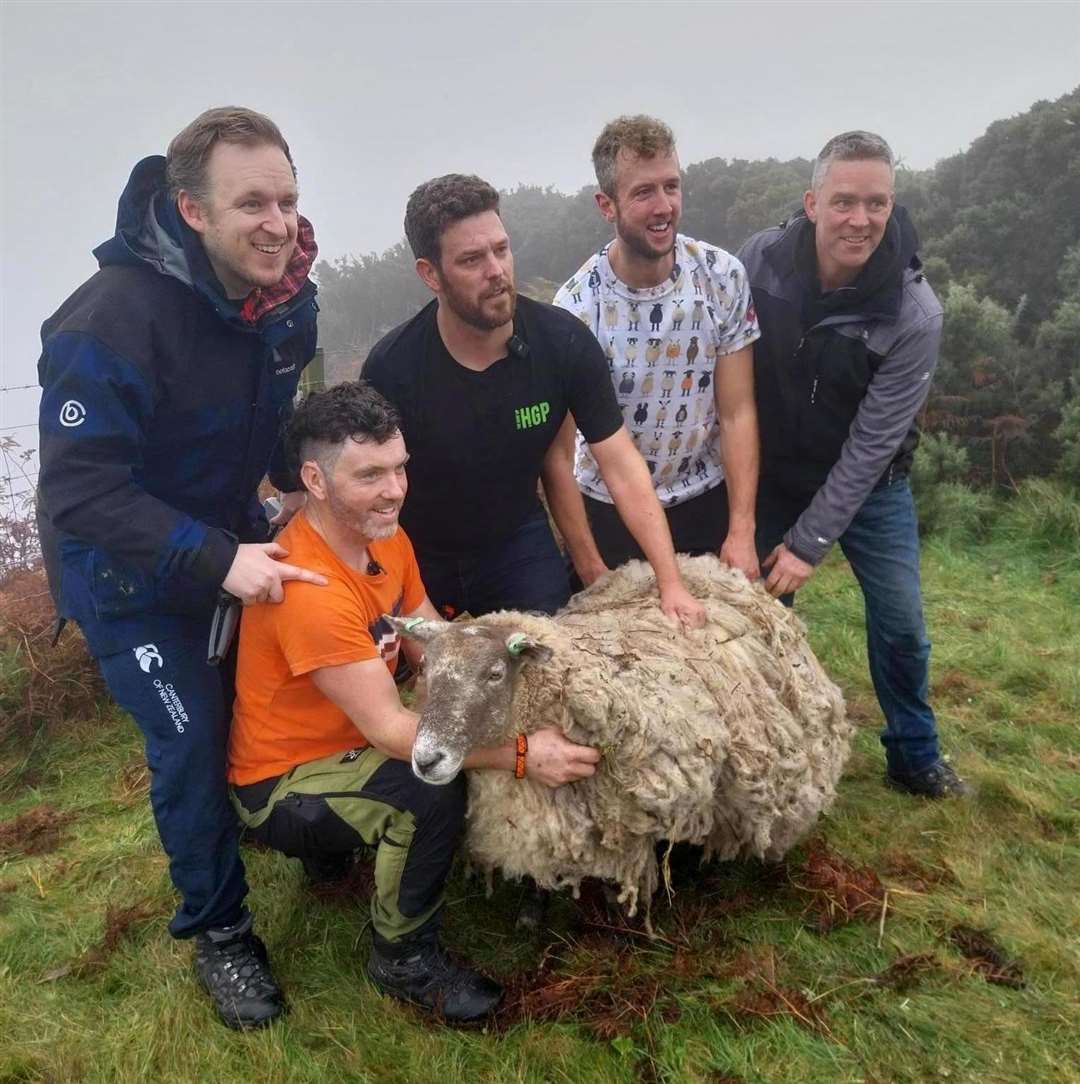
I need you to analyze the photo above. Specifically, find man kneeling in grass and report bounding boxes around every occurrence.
[227,381,599,1023]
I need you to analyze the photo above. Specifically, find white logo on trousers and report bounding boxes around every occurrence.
[134,644,163,672]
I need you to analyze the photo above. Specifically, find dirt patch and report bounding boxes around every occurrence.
[933,668,986,703]
[879,849,955,893]
[791,840,886,932]
[726,982,827,1033]
[0,803,77,859]
[947,925,1025,989]
[875,952,940,992]
[42,898,165,981]
[495,937,675,1039]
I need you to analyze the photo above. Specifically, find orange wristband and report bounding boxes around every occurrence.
[514,733,528,779]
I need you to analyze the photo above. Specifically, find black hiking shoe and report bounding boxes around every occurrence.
[886,759,972,799]
[194,913,285,1029]
[366,933,502,1023]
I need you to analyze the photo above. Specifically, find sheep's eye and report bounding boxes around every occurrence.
[487,662,506,683]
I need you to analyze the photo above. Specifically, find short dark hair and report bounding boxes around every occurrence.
[811,131,894,191]
[404,173,500,265]
[592,115,676,197]
[287,381,401,483]
[165,106,295,203]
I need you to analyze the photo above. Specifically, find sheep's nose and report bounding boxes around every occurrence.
[413,749,445,776]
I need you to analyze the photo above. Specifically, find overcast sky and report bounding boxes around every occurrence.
[2,0,1078,444]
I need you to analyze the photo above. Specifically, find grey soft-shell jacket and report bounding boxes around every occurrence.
[738,210,943,565]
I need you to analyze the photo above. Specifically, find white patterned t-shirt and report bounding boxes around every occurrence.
[554,235,759,506]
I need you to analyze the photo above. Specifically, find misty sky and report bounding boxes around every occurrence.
[2,0,1078,444]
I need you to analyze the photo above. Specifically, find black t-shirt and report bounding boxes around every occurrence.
[363,296,623,555]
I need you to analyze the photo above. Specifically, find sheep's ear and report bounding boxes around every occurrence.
[383,614,450,644]
[506,633,554,665]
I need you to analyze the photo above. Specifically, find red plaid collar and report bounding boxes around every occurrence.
[239,215,318,325]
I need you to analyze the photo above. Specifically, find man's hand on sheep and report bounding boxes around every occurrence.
[525,727,601,787]
[658,581,707,630]
[718,527,761,582]
[762,543,815,598]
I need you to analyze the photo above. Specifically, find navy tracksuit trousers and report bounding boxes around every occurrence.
[96,623,248,938]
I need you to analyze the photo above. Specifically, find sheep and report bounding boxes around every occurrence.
[387,554,850,923]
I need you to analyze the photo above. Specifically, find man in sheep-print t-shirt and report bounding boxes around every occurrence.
[552,115,762,588]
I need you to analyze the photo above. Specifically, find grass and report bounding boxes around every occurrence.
[1,531,1078,1084]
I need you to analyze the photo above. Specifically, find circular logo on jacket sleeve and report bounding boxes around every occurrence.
[59,400,87,427]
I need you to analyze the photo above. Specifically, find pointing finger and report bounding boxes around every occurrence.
[276,564,328,586]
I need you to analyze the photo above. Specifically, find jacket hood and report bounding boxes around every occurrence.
[766,204,922,326]
[93,156,200,287]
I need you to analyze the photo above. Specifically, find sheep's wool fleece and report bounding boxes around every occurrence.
[466,555,850,917]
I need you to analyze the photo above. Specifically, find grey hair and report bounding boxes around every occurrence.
[811,131,895,191]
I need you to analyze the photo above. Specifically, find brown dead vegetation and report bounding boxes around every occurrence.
[718,944,831,1036]
[879,848,956,893]
[947,925,1025,988]
[41,899,165,982]
[875,952,940,992]
[0,803,76,859]
[308,853,376,905]
[0,567,103,742]
[791,839,887,932]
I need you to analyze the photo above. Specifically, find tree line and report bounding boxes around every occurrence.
[315,88,1080,490]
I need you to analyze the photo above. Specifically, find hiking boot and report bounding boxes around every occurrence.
[301,851,354,885]
[366,933,502,1023]
[886,759,972,799]
[194,913,285,1029]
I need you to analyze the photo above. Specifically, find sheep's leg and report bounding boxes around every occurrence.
[515,877,551,932]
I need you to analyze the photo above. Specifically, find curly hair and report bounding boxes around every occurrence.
[404,173,501,265]
[592,115,676,197]
[166,106,295,203]
[287,381,401,483]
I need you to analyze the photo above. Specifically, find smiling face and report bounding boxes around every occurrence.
[319,431,409,542]
[598,150,682,278]
[804,158,895,290]
[179,141,299,299]
[420,210,516,332]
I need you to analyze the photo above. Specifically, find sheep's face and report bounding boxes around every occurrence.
[384,616,552,785]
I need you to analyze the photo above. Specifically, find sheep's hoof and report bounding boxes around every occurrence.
[514,880,550,931]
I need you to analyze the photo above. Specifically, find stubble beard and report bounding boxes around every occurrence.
[325,484,400,543]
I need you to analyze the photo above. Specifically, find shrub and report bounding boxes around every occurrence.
[997,477,1080,560]
[915,481,997,544]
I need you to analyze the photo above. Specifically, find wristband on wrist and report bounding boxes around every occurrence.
[514,733,528,779]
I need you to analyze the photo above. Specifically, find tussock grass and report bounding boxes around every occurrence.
[1,534,1078,1084]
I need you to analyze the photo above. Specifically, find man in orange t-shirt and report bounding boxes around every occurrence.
[228,381,599,1024]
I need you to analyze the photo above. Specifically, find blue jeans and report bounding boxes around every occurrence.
[757,477,941,775]
[96,624,248,937]
[415,508,572,618]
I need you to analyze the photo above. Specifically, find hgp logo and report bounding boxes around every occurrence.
[134,644,163,673]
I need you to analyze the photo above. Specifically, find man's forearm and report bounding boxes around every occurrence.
[541,464,607,582]
[605,464,682,588]
[717,405,759,536]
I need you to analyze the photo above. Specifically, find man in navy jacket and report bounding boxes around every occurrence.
[36,107,325,1028]
[739,131,970,800]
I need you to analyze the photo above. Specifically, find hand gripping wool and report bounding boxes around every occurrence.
[390,555,850,922]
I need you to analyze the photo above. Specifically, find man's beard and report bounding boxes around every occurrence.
[615,212,677,264]
[325,484,400,541]
[443,279,517,332]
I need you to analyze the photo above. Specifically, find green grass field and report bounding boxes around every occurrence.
[1,533,1078,1084]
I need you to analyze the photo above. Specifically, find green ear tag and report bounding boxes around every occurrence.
[402,617,425,632]
[507,634,529,657]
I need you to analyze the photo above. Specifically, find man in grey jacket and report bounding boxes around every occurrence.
[738,130,969,799]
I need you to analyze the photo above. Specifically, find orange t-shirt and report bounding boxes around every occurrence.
[227,511,426,785]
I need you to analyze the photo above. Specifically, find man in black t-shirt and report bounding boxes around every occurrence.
[363,174,703,627]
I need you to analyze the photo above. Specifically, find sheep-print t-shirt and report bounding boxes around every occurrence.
[554,235,760,507]
[227,511,426,785]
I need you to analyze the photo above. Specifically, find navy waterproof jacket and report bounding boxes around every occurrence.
[36,156,318,656]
